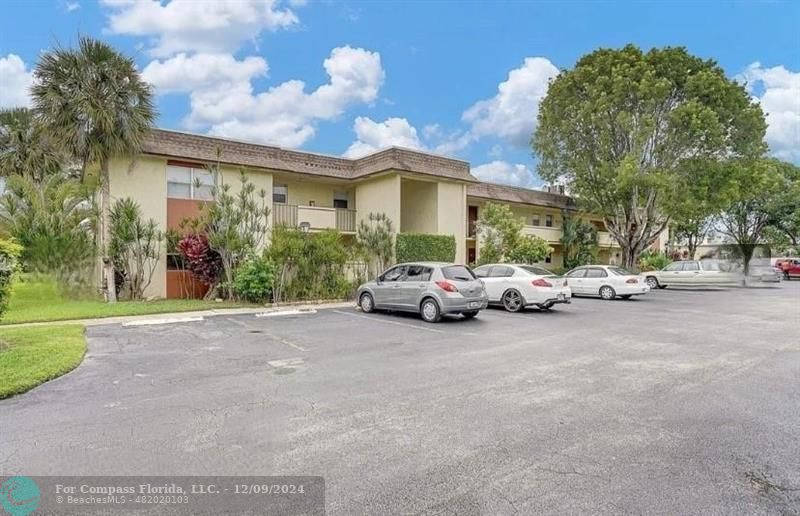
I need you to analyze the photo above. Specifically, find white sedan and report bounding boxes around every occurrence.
[564,265,649,300]
[642,260,741,289]
[473,264,571,312]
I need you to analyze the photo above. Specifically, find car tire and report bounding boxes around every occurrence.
[620,294,632,300]
[420,298,442,323]
[599,285,616,300]
[645,276,659,290]
[502,289,524,312]
[359,292,375,313]
[462,311,479,320]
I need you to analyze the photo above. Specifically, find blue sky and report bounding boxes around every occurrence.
[1,0,798,187]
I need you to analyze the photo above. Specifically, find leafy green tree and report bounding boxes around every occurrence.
[199,170,270,300]
[764,160,800,250]
[0,172,96,285]
[476,202,523,265]
[356,212,394,277]
[534,45,766,268]
[718,159,784,276]
[561,213,598,269]
[506,235,553,264]
[110,198,163,300]
[0,239,23,321]
[31,37,156,302]
[0,108,66,181]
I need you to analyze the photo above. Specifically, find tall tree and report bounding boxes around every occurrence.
[668,159,737,258]
[31,37,156,302]
[764,160,800,250]
[0,108,65,181]
[718,159,783,276]
[534,45,766,267]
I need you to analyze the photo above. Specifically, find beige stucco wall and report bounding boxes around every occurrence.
[108,156,169,298]
[272,176,353,208]
[436,181,467,263]
[355,173,401,236]
[400,179,438,233]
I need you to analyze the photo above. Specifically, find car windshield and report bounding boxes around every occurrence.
[520,265,554,276]
[608,267,633,276]
[442,265,476,281]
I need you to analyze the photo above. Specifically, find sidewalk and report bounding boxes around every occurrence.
[0,301,355,328]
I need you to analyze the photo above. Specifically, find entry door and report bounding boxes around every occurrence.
[468,206,478,237]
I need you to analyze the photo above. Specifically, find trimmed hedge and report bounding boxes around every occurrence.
[396,233,456,263]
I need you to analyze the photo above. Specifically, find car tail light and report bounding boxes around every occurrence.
[531,279,552,287]
[626,278,638,284]
[435,280,458,292]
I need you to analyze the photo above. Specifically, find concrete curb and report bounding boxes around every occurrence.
[0,301,355,329]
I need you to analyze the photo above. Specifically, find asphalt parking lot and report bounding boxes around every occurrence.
[2,282,799,514]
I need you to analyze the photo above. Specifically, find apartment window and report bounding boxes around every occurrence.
[545,255,552,264]
[167,165,215,200]
[273,184,288,204]
[545,214,553,227]
[333,191,349,209]
[531,214,540,226]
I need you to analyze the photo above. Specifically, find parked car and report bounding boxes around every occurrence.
[356,262,488,323]
[642,260,741,289]
[774,258,800,280]
[747,264,782,283]
[473,264,571,312]
[564,265,649,300]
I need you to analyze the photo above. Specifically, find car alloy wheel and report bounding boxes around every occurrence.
[359,293,374,313]
[599,286,616,300]
[502,289,523,312]
[420,298,441,323]
[645,276,658,289]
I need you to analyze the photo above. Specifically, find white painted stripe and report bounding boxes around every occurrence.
[122,316,204,327]
[256,309,317,318]
[332,310,445,333]
[267,357,304,368]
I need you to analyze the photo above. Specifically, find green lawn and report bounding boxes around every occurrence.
[0,325,87,399]
[1,278,251,325]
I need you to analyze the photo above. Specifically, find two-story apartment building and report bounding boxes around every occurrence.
[107,129,628,299]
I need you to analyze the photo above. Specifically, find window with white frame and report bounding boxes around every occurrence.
[545,214,553,227]
[167,164,215,200]
[333,191,349,209]
[273,184,288,204]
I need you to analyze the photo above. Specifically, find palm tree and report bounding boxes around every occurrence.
[0,108,65,181]
[31,37,156,302]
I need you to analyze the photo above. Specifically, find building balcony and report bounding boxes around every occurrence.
[522,225,563,244]
[597,231,618,247]
[273,203,357,233]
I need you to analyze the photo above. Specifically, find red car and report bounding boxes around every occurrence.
[775,258,800,280]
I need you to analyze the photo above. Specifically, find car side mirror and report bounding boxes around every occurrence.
[377,275,384,284]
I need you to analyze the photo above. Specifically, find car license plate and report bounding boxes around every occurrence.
[468,301,481,309]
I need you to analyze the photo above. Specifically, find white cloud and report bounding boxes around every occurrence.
[344,117,424,157]
[65,1,80,12]
[463,57,559,147]
[0,54,32,108]
[151,46,384,147]
[102,0,300,57]
[738,62,800,162]
[471,161,538,188]
[142,53,268,94]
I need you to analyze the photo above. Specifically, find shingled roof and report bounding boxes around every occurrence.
[467,182,577,210]
[141,129,475,183]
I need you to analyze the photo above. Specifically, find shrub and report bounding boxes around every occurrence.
[356,212,394,278]
[396,233,456,263]
[109,198,163,300]
[506,235,553,264]
[0,239,22,320]
[178,233,224,296]
[232,256,276,303]
[637,249,672,271]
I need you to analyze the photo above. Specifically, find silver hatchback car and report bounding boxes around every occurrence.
[356,262,488,322]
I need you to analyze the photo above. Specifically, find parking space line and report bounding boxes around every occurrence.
[332,310,446,333]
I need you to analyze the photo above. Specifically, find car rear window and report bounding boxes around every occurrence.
[442,265,476,281]
[520,265,554,276]
[608,267,632,276]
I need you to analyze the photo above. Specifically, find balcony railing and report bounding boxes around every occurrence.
[522,224,562,243]
[273,203,356,233]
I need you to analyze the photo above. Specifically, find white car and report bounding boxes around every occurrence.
[473,264,571,312]
[642,260,741,289]
[565,265,649,300]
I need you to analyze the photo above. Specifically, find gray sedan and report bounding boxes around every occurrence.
[356,262,488,322]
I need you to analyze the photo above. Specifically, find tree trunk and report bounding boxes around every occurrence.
[101,158,117,303]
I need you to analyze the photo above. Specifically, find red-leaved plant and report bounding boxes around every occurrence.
[177,233,223,291]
